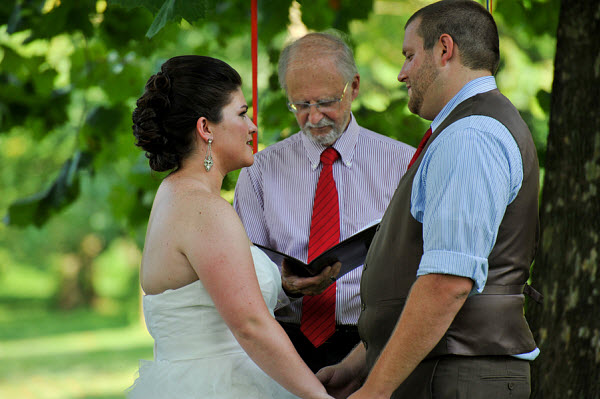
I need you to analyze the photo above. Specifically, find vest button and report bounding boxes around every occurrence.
[361,303,366,311]
[363,262,367,271]
[362,340,368,350]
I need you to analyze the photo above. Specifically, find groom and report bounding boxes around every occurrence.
[317,1,540,398]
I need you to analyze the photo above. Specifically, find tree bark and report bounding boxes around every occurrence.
[527,1,600,398]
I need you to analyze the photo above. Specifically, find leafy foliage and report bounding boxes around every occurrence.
[5,151,92,227]
[0,0,557,279]
[110,0,220,38]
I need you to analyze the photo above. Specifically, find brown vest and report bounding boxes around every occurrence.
[358,90,539,373]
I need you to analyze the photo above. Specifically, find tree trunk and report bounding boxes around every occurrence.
[527,1,600,398]
[56,252,97,309]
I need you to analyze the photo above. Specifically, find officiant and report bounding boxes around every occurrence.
[234,31,415,372]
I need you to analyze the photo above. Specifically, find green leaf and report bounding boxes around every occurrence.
[258,0,293,44]
[100,5,156,49]
[335,0,373,31]
[299,0,372,32]
[5,0,46,34]
[4,151,93,227]
[81,105,128,152]
[146,0,176,38]
[0,1,19,29]
[10,0,96,42]
[175,0,214,21]
[111,0,218,38]
[0,46,70,133]
[536,89,551,115]
[496,0,560,38]
[299,0,336,31]
[107,0,166,14]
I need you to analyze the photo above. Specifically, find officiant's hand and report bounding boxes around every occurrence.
[282,261,341,296]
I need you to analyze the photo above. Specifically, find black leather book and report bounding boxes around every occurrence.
[254,223,379,278]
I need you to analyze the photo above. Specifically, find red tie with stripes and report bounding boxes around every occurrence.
[407,127,432,170]
[301,147,340,347]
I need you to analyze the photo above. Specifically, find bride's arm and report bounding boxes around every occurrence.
[179,195,331,399]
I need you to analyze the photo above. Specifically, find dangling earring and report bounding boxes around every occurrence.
[204,138,214,172]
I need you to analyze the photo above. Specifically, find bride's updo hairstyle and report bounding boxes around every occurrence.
[132,55,242,172]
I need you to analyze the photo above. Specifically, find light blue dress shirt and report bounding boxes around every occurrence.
[410,76,539,360]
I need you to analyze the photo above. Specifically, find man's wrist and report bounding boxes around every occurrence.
[360,378,395,399]
[347,343,369,383]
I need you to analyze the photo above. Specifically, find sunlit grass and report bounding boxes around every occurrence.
[0,257,151,399]
[0,316,152,399]
[1,369,141,399]
[1,324,151,360]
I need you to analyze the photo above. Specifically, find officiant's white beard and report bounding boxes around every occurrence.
[302,117,343,146]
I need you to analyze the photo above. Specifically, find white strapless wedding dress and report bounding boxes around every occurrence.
[128,246,300,399]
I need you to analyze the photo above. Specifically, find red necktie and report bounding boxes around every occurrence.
[300,147,340,347]
[407,127,432,170]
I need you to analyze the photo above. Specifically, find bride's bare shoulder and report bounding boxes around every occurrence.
[153,176,238,225]
[155,175,222,205]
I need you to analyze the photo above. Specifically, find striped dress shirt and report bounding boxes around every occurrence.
[234,114,415,325]
[412,77,523,292]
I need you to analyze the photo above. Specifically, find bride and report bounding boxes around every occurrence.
[127,55,335,399]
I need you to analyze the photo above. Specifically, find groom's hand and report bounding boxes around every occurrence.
[282,261,341,296]
[316,364,362,399]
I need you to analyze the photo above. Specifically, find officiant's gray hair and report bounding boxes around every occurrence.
[278,31,358,93]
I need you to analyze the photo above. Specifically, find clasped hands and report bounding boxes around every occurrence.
[281,260,341,296]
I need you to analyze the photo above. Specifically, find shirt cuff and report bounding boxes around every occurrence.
[511,347,540,360]
[416,250,488,294]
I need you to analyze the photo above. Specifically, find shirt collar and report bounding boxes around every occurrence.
[301,112,359,170]
[431,76,498,133]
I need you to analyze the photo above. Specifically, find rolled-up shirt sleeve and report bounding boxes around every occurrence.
[411,117,523,294]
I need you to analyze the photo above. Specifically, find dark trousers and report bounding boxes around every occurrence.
[280,322,360,373]
[392,355,531,399]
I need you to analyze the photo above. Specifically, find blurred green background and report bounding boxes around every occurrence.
[0,0,557,398]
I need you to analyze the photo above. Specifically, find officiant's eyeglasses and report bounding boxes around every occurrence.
[287,81,350,115]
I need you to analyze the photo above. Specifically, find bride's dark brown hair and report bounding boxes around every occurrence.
[132,55,242,172]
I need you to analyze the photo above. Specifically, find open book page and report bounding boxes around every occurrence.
[254,219,381,278]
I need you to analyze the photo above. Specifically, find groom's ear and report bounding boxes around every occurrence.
[196,117,213,141]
